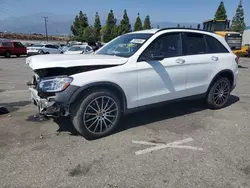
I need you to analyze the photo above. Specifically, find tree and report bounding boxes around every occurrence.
[83,26,95,42]
[177,24,180,28]
[111,25,121,39]
[214,1,227,20]
[156,25,160,29]
[103,10,117,42]
[231,0,246,33]
[94,12,102,41]
[143,15,151,29]
[120,10,131,34]
[71,15,80,36]
[70,11,88,41]
[190,25,192,28]
[134,13,143,31]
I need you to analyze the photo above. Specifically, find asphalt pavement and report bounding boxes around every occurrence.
[0,57,250,188]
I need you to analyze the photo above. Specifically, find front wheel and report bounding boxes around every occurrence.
[206,77,231,109]
[71,89,122,139]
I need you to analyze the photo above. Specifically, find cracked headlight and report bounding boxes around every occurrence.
[39,76,73,93]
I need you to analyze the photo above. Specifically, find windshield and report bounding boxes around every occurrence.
[96,33,153,57]
[31,44,44,47]
[68,46,85,51]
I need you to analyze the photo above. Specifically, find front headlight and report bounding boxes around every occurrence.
[39,76,73,93]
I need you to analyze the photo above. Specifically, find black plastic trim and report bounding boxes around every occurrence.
[54,85,80,104]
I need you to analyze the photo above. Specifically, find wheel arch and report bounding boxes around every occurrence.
[206,69,234,94]
[69,81,128,114]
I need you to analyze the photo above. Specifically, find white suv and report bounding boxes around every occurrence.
[26,28,239,139]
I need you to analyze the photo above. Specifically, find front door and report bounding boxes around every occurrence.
[136,32,188,107]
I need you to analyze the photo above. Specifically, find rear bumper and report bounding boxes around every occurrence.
[29,85,79,117]
[27,52,40,56]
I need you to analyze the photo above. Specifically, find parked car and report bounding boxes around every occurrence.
[0,40,27,58]
[63,45,94,54]
[26,28,238,139]
[26,43,61,56]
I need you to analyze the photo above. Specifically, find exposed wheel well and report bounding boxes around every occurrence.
[207,70,234,93]
[70,83,127,114]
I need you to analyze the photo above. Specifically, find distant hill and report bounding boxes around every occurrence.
[0,13,200,35]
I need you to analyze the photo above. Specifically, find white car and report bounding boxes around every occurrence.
[63,45,94,55]
[26,28,238,139]
[27,44,61,55]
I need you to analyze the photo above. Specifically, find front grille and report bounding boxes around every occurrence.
[227,36,242,50]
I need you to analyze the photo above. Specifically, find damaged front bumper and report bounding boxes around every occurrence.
[29,85,79,118]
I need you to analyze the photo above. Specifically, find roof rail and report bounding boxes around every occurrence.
[155,27,214,34]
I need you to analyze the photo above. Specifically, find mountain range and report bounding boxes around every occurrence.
[0,13,200,36]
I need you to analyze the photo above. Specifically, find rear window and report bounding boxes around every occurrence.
[0,42,12,47]
[205,35,229,53]
[183,33,206,55]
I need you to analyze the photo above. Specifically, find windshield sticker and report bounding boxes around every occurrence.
[130,39,146,44]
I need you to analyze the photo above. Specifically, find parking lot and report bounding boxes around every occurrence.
[0,57,250,188]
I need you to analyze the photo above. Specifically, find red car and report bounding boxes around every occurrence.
[0,40,27,58]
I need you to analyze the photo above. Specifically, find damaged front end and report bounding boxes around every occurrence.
[27,65,115,118]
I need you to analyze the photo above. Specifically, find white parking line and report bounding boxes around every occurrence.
[132,138,203,155]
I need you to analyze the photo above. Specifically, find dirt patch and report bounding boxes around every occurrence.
[68,164,91,177]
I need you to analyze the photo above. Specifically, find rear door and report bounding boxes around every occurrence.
[13,42,26,55]
[182,32,227,96]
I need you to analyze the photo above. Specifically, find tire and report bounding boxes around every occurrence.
[206,77,231,109]
[16,54,20,57]
[70,89,122,139]
[45,52,50,54]
[5,51,11,58]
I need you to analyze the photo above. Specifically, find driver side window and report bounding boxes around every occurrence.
[140,32,182,60]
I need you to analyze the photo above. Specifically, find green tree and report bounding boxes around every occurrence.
[134,13,143,31]
[231,0,246,33]
[143,15,151,29]
[103,10,117,42]
[177,24,180,28]
[214,1,227,20]
[120,9,131,34]
[111,25,121,39]
[83,26,95,42]
[70,11,88,41]
[94,12,102,41]
[71,15,80,36]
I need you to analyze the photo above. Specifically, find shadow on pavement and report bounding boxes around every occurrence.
[115,95,240,135]
[238,65,248,69]
[0,101,31,114]
[52,95,240,139]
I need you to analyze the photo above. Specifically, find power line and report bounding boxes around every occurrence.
[42,16,48,41]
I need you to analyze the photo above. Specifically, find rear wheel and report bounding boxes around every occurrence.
[71,89,122,139]
[45,52,50,54]
[16,54,20,57]
[206,77,231,109]
[5,51,11,58]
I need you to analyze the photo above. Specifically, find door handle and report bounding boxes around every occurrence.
[211,56,219,61]
[176,59,185,64]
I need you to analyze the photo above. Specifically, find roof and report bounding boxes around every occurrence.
[129,29,159,34]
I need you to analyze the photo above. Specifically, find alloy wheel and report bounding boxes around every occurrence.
[83,96,118,134]
[213,79,230,106]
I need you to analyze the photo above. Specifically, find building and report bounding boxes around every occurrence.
[242,26,250,45]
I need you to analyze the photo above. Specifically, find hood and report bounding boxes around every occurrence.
[26,54,128,70]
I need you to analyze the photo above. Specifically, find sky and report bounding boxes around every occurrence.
[0,0,249,25]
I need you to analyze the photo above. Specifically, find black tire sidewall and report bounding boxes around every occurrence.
[5,52,11,58]
[207,77,231,109]
[71,89,122,139]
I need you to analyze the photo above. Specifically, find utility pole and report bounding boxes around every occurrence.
[42,16,48,41]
